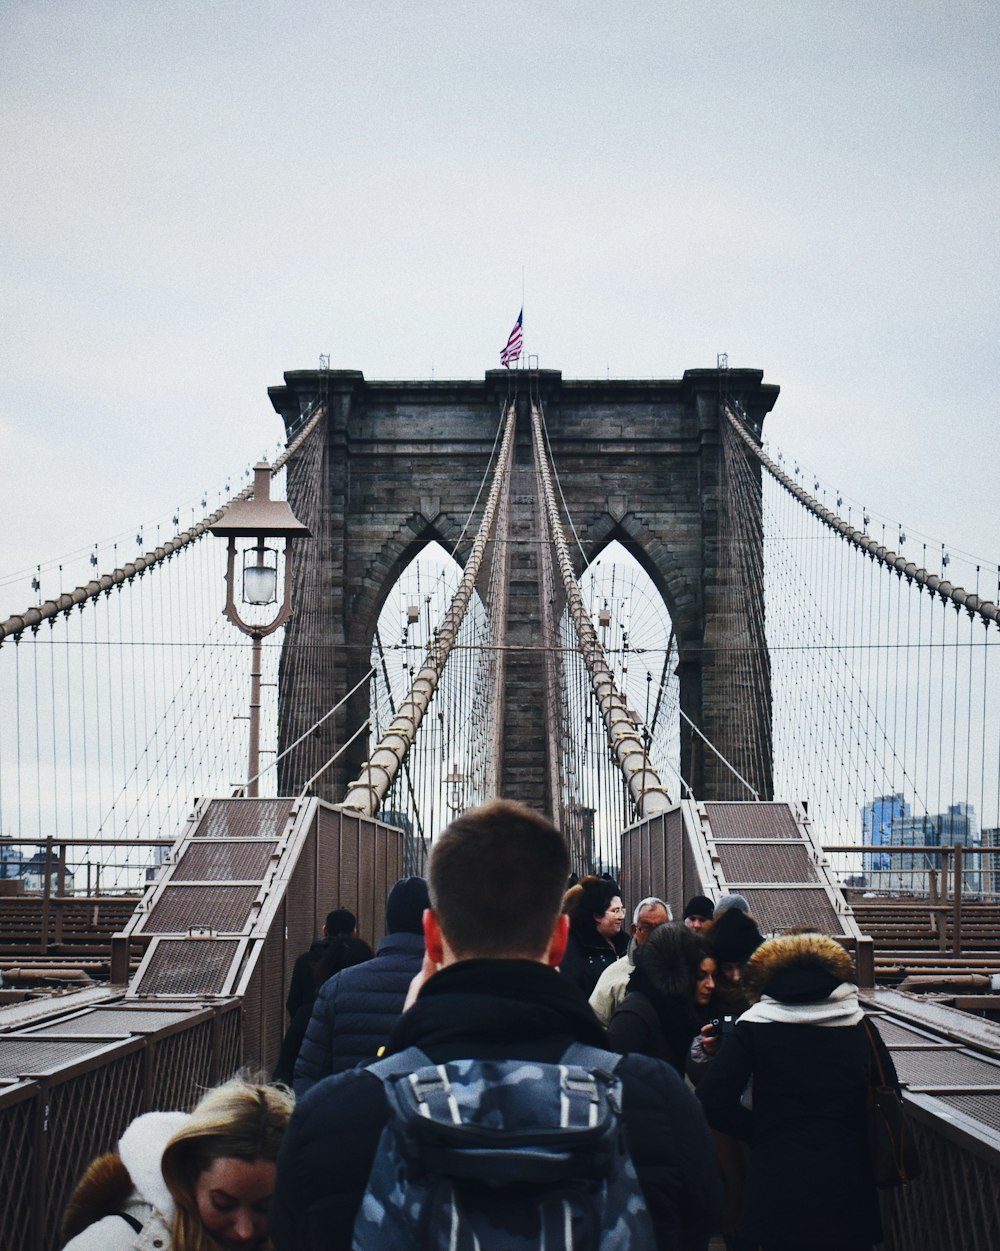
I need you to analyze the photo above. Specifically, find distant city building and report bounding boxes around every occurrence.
[938,803,980,894]
[19,848,75,893]
[982,828,1000,897]
[885,813,940,893]
[0,837,29,879]
[871,802,980,896]
[862,793,909,877]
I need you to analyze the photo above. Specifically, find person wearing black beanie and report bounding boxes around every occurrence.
[292,877,428,1094]
[705,907,765,1015]
[384,876,431,935]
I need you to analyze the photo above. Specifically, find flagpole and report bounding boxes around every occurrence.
[521,266,525,364]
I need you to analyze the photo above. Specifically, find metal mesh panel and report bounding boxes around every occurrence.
[893,1048,1000,1088]
[739,887,841,933]
[664,809,684,907]
[881,1110,1000,1251]
[174,841,277,881]
[241,958,264,1074]
[136,938,241,995]
[0,1087,37,1251]
[316,806,343,936]
[935,1093,1000,1134]
[682,836,702,908]
[27,1008,194,1036]
[260,918,286,1074]
[339,814,362,932]
[146,885,257,933]
[719,841,818,884]
[194,799,294,839]
[217,1002,243,1076]
[704,802,801,839]
[149,1018,214,1110]
[0,1037,113,1079]
[870,1018,942,1047]
[44,1048,144,1251]
[285,844,316,994]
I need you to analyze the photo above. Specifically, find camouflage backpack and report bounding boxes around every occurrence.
[352,1042,654,1251]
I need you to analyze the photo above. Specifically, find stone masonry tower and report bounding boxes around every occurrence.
[268,366,779,815]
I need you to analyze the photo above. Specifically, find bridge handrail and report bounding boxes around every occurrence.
[723,403,999,628]
[0,400,327,645]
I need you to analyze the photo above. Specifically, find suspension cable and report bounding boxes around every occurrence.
[724,403,999,628]
[0,399,327,644]
[530,401,672,817]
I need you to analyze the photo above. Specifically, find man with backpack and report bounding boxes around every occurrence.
[271,800,720,1250]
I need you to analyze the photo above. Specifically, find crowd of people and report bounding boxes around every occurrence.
[59,800,901,1251]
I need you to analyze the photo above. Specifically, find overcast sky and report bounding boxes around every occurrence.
[3,1,997,607]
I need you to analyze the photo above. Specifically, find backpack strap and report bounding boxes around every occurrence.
[560,1042,624,1075]
[114,1211,143,1234]
[363,1045,432,1084]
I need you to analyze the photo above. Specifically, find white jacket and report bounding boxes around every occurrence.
[62,1110,190,1251]
[588,949,635,1025]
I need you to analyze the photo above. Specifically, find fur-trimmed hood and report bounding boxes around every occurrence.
[61,1110,189,1245]
[744,933,855,1004]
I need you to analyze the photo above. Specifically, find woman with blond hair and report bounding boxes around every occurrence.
[61,1078,293,1251]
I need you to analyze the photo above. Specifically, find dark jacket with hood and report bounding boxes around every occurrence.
[696,932,900,1249]
[608,921,713,1074]
[272,959,721,1251]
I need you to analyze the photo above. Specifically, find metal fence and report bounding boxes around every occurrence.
[883,1093,1000,1251]
[0,997,241,1251]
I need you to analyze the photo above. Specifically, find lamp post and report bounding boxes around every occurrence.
[210,463,310,796]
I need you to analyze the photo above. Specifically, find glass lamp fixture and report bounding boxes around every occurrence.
[210,462,311,794]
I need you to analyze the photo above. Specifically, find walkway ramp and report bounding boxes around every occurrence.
[115,796,404,1070]
[622,799,871,974]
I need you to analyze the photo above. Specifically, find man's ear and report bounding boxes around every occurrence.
[423,907,445,966]
[546,912,570,967]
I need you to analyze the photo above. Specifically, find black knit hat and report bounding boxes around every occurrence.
[709,908,764,966]
[683,895,714,922]
[385,876,430,935]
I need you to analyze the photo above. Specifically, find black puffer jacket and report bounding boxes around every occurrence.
[292,931,424,1094]
[272,959,720,1251]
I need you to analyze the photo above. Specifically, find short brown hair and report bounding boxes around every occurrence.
[429,800,570,959]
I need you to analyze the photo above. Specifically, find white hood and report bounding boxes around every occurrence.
[118,1110,191,1223]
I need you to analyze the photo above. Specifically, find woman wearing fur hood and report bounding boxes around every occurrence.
[61,1080,293,1251]
[695,932,899,1251]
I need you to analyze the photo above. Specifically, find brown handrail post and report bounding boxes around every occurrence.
[110,934,130,985]
[928,868,947,951]
[855,935,875,989]
[952,844,963,956]
[39,837,53,955]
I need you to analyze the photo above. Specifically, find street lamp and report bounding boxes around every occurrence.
[210,463,310,796]
[445,762,466,815]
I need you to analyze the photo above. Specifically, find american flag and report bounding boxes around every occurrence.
[500,309,523,368]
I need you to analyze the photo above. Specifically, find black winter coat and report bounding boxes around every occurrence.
[560,924,629,997]
[607,974,711,1076]
[292,931,424,1095]
[272,958,720,1251]
[696,1016,896,1247]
